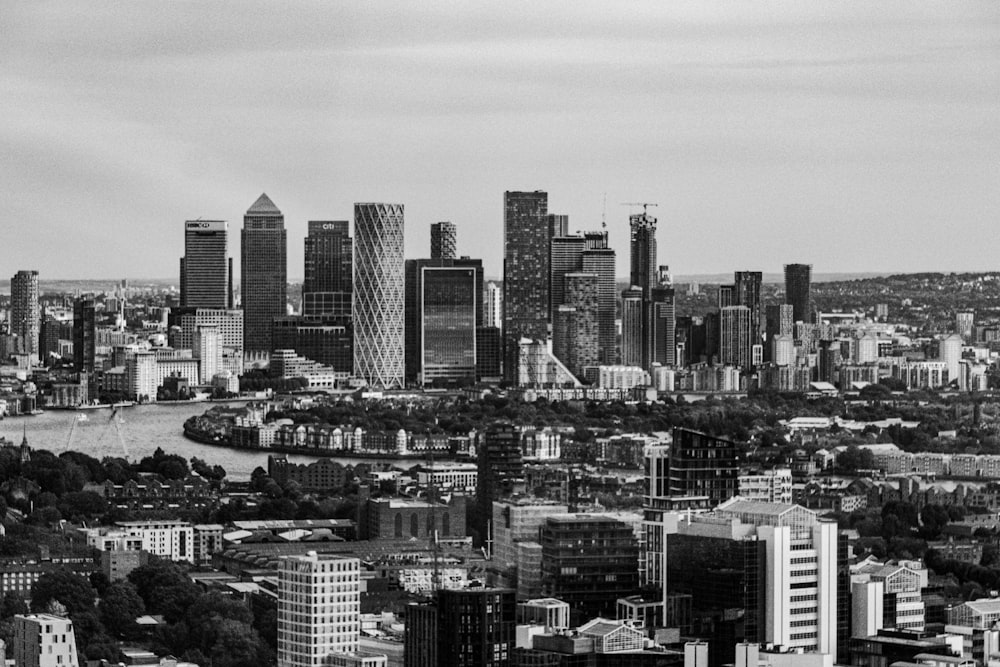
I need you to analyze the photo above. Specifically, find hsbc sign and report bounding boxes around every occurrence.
[186,221,226,231]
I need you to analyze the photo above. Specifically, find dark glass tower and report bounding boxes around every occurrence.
[181,220,228,308]
[734,270,762,338]
[429,221,457,260]
[241,193,287,352]
[302,220,352,318]
[582,241,617,365]
[784,263,813,324]
[502,191,549,381]
[73,297,97,399]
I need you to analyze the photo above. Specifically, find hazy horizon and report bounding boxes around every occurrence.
[4,2,998,280]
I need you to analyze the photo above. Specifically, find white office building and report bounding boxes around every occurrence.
[13,613,79,667]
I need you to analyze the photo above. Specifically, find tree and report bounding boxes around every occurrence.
[58,491,107,521]
[0,592,27,619]
[127,560,200,624]
[30,571,96,615]
[98,581,145,638]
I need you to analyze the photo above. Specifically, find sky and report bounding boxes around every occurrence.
[2,1,998,281]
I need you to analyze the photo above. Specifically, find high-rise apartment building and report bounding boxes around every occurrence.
[241,194,287,352]
[552,272,598,379]
[10,270,40,358]
[484,281,502,331]
[303,220,352,318]
[784,263,813,324]
[650,266,676,367]
[620,286,644,368]
[734,270,763,339]
[581,237,617,364]
[354,203,405,389]
[404,588,515,667]
[181,220,229,308]
[629,211,657,297]
[429,221,457,260]
[193,325,221,384]
[73,297,97,399]
[720,305,752,369]
[764,304,794,363]
[956,311,975,341]
[475,424,525,542]
[278,553,361,667]
[503,191,549,381]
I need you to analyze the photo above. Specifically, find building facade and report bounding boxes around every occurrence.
[503,191,549,381]
[241,193,287,352]
[10,270,40,358]
[181,219,229,308]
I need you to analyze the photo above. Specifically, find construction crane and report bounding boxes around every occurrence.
[621,202,659,215]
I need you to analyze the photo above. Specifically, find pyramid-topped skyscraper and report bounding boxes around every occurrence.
[241,193,287,352]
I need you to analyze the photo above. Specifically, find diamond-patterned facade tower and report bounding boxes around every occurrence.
[354,203,405,389]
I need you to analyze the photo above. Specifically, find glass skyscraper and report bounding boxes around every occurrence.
[302,220,352,318]
[181,220,229,308]
[784,263,813,324]
[241,193,286,352]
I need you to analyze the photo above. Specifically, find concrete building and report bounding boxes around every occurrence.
[430,221,457,261]
[851,559,927,634]
[278,553,361,667]
[738,469,794,504]
[503,190,549,382]
[10,270,40,359]
[85,520,195,563]
[13,613,79,667]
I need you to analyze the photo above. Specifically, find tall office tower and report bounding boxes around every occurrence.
[354,203,405,389]
[620,286,644,367]
[629,211,657,297]
[241,193,287,352]
[302,220,352,317]
[278,553,361,666]
[546,213,569,239]
[10,270,40,357]
[582,244,617,364]
[429,221,457,260]
[664,500,840,665]
[418,265,478,386]
[404,588,515,667]
[484,281,502,330]
[649,266,676,366]
[734,270,763,338]
[669,428,738,505]
[784,263,813,324]
[956,311,975,341]
[539,514,640,622]
[193,325,221,384]
[180,220,228,308]
[718,284,734,308]
[549,235,587,322]
[720,305,752,369]
[552,272,598,379]
[475,424,525,542]
[73,297,97,399]
[404,258,483,384]
[13,613,79,667]
[503,191,549,381]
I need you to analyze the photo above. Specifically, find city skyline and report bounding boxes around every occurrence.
[3,2,998,280]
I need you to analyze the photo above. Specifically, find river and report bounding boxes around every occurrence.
[0,402,425,481]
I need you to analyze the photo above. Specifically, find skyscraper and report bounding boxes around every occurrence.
[354,203,405,389]
[549,234,587,323]
[734,270,763,339]
[650,267,676,367]
[582,246,617,365]
[302,220,352,318]
[484,281,502,330]
[629,211,657,297]
[552,272,598,379]
[409,263,479,386]
[764,304,794,363]
[10,270,40,358]
[429,221,457,260]
[181,220,229,308]
[278,553,361,666]
[620,286,644,367]
[784,263,813,324]
[73,297,97,399]
[720,305,752,369]
[241,193,287,352]
[503,191,549,381]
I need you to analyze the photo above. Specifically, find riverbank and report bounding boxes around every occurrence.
[181,423,463,463]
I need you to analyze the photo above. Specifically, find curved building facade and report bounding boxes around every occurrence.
[354,203,405,389]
